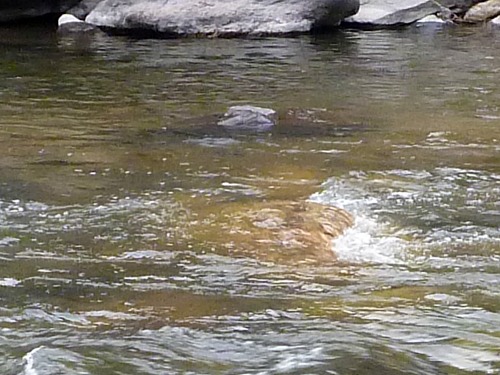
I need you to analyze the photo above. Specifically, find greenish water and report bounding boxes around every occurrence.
[0,23,499,374]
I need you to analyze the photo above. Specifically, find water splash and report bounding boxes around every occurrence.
[310,177,409,264]
[310,167,499,264]
[22,346,43,375]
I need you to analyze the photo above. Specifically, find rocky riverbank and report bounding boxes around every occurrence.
[2,0,500,36]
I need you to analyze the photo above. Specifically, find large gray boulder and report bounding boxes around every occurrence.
[0,0,80,22]
[343,0,482,26]
[85,0,360,36]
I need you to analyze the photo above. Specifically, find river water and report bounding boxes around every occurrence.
[0,23,499,374]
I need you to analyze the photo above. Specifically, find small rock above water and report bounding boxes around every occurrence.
[344,0,483,26]
[218,106,277,131]
[58,14,100,34]
[58,14,84,26]
[344,0,443,26]
[463,0,500,23]
[85,0,360,37]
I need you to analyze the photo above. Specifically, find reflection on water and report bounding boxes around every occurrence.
[0,23,499,374]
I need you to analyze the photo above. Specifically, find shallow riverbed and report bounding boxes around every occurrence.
[0,22,499,374]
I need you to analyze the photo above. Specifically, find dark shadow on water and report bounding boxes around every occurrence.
[144,112,372,143]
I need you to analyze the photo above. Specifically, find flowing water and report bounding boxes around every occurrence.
[0,22,499,374]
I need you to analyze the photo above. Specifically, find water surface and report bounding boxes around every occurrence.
[0,23,499,374]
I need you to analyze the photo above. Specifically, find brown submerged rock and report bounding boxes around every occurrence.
[195,200,354,264]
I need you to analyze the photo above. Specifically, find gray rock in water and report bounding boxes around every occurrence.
[57,14,101,34]
[344,0,480,26]
[85,0,360,36]
[0,0,80,22]
[218,106,277,131]
[463,0,500,23]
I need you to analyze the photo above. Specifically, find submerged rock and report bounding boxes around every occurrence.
[187,200,354,264]
[85,0,360,36]
[218,106,277,131]
[0,0,80,22]
[191,200,354,263]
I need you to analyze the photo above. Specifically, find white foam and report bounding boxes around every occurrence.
[332,214,407,264]
[0,237,20,247]
[310,179,408,264]
[0,278,20,287]
[22,346,44,375]
[311,168,499,264]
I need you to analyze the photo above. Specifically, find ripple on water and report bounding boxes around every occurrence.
[0,278,20,287]
[0,194,191,261]
[312,167,499,264]
[1,26,500,375]
[109,250,177,261]
[184,137,242,148]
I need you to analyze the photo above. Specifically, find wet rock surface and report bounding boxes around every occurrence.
[343,0,484,26]
[191,200,354,263]
[57,13,100,34]
[344,0,443,25]
[85,0,360,36]
[218,106,277,132]
[463,0,500,23]
[2,0,498,29]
